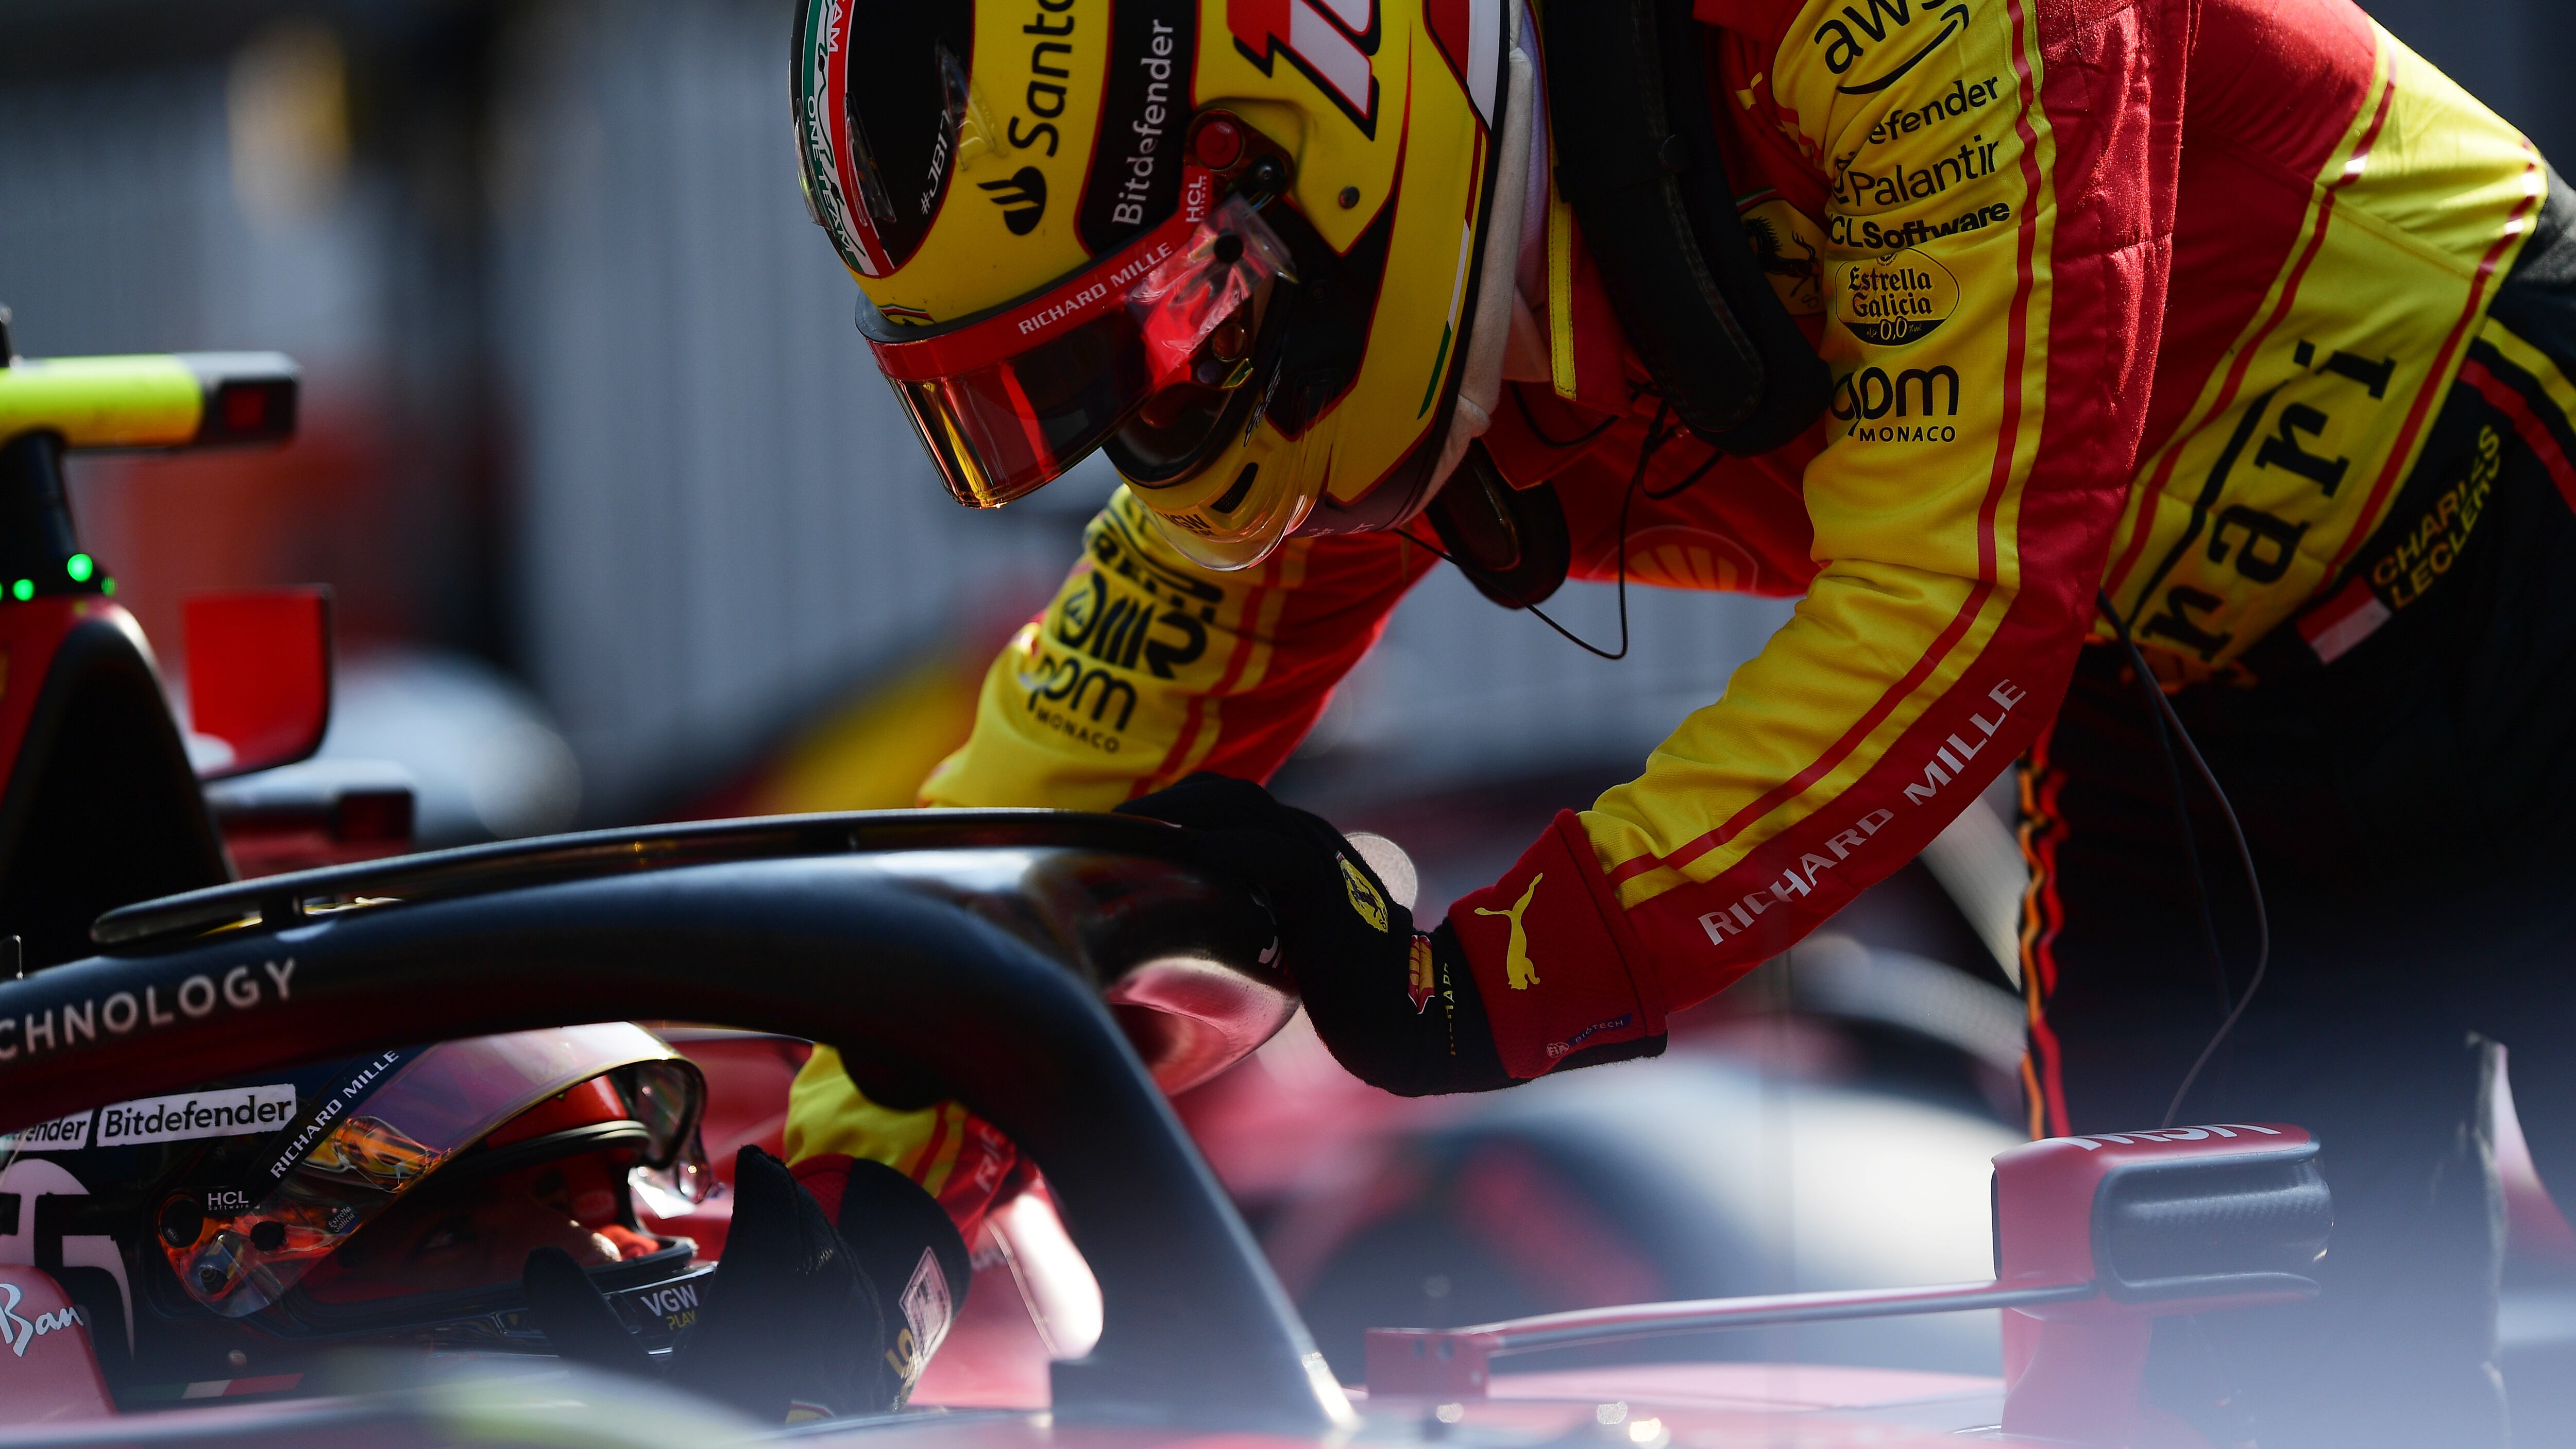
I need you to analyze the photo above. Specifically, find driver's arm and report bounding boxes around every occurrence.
[918,487,1435,809]
[1434,0,2177,1076]
[787,487,1431,1211]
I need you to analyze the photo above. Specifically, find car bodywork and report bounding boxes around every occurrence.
[0,814,2328,1448]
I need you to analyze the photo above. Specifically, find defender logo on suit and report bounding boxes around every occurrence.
[1476,875,1544,991]
[979,167,1048,235]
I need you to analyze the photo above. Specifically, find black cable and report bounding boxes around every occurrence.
[1403,403,1692,661]
[1644,445,1723,501]
[1507,381,1620,450]
[2129,633,2234,1019]
[2094,591,2272,1128]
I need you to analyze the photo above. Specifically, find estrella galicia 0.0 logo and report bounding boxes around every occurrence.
[979,166,1048,235]
[1835,247,1960,346]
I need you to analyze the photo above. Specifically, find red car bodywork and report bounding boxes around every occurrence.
[0,1022,2317,1449]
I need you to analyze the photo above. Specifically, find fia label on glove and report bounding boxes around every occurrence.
[890,1247,955,1389]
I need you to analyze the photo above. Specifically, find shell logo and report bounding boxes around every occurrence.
[1618,526,1761,593]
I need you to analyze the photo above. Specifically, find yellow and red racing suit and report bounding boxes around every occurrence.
[789,0,2544,1155]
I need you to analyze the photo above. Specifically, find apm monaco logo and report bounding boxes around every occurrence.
[979,166,1049,234]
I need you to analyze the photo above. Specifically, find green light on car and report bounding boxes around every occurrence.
[102,577,115,595]
[65,553,92,583]
[10,579,30,602]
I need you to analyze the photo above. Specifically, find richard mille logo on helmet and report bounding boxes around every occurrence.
[980,167,1048,234]
[1811,0,1972,97]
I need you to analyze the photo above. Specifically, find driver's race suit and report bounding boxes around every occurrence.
[795,0,2576,1439]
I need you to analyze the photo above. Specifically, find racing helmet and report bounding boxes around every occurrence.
[0,1024,709,1402]
[793,0,1521,568]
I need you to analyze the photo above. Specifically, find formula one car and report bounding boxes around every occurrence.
[0,811,2330,1448]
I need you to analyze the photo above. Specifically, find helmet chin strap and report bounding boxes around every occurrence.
[1413,0,1539,520]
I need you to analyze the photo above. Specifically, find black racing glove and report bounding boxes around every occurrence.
[1118,772,1514,1096]
[524,1147,969,1422]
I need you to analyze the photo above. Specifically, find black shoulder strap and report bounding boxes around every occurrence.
[1539,0,1828,455]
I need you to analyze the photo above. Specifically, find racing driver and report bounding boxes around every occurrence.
[779,0,2576,1442]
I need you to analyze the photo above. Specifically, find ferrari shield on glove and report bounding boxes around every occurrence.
[1124,775,1669,1092]
[1118,773,1516,1095]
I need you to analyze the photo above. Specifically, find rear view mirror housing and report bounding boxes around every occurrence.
[1365,1121,2331,1448]
[1993,1122,2330,1309]
[183,588,332,779]
[1994,1124,2331,1443]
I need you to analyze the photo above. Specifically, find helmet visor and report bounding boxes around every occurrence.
[161,1024,701,1318]
[869,195,1295,509]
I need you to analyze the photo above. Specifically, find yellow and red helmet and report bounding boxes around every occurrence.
[792,0,1518,569]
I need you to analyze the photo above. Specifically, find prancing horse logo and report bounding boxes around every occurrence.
[1475,875,1544,991]
[979,167,1047,235]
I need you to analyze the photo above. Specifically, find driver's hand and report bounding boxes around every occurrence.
[1118,773,1515,1095]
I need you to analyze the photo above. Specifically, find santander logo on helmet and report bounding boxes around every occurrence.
[795,0,1518,570]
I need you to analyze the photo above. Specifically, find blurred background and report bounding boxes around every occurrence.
[4,0,2572,1403]
[8,0,2559,846]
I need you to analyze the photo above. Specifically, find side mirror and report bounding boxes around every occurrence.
[183,588,331,779]
[1364,1121,2330,1449]
[1995,1124,2332,1442]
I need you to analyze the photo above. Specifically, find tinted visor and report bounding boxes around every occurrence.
[869,196,1294,508]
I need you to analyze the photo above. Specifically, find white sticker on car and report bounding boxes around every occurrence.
[0,1114,94,1153]
[94,1086,297,1147]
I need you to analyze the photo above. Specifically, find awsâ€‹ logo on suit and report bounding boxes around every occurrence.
[979,166,1048,235]
[1810,0,1972,96]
